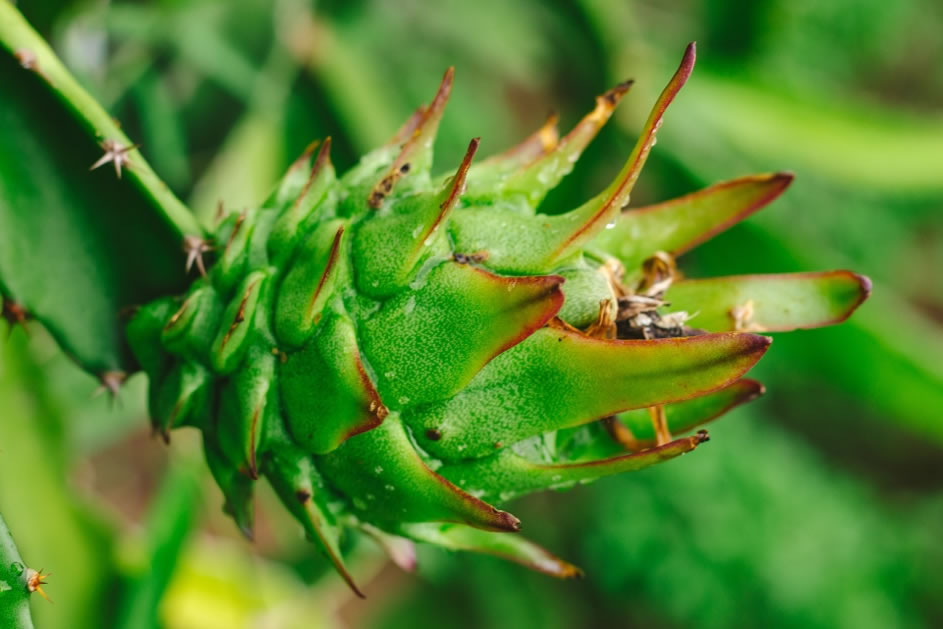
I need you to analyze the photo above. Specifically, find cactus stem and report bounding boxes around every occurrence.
[183,235,214,277]
[25,568,51,602]
[89,138,138,179]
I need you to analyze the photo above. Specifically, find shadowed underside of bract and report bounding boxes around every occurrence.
[126,43,871,595]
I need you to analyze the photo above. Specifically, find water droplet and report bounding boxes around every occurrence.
[403,296,416,315]
[385,371,396,380]
[605,221,616,230]
[385,484,396,492]
[499,490,515,502]
[456,444,466,452]
[412,224,423,238]
[398,396,410,405]
[371,280,379,288]
[0,580,11,593]
[9,563,23,576]
[374,466,384,474]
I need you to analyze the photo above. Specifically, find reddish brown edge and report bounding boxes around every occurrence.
[222,211,246,254]
[443,533,584,579]
[406,137,481,263]
[304,226,345,322]
[539,431,708,472]
[627,172,794,256]
[247,406,262,480]
[550,326,771,408]
[219,277,262,353]
[478,111,560,167]
[287,138,322,173]
[553,43,696,258]
[672,270,873,329]
[339,358,389,445]
[551,79,633,151]
[300,498,366,598]
[484,544,584,579]
[288,137,333,213]
[369,68,455,208]
[466,267,566,358]
[423,463,522,532]
[387,104,429,147]
[620,378,765,450]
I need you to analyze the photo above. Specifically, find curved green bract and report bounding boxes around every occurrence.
[666,271,872,332]
[0,5,200,373]
[0,514,35,629]
[114,42,870,591]
[406,327,769,460]
[616,378,765,446]
[400,522,583,578]
[317,417,520,532]
[592,172,793,271]
[438,432,707,504]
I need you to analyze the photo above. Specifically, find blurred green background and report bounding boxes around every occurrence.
[2,0,943,627]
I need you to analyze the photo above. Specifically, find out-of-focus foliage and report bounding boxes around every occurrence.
[1,0,941,627]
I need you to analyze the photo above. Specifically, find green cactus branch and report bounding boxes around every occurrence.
[0,514,38,629]
[0,1,201,238]
[0,2,203,373]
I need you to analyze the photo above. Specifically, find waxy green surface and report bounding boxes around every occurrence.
[0,12,870,591]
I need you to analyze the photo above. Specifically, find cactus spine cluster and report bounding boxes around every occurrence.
[126,43,870,593]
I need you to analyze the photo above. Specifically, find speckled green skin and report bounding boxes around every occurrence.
[126,48,870,588]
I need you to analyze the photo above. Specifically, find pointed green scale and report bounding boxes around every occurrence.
[462,112,559,198]
[160,283,223,362]
[615,378,764,447]
[210,270,268,373]
[353,138,479,299]
[281,307,388,454]
[438,432,707,504]
[406,326,770,460]
[367,68,454,209]
[216,344,278,479]
[127,297,178,377]
[212,209,257,296]
[317,415,520,531]
[359,260,564,407]
[449,46,695,274]
[556,262,617,328]
[400,522,583,579]
[498,81,632,207]
[204,438,255,539]
[267,138,336,266]
[263,447,363,597]
[592,173,793,272]
[264,139,325,209]
[665,271,872,332]
[150,360,212,438]
[274,220,346,348]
